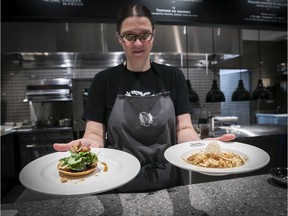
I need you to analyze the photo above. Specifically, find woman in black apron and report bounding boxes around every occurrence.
[106,62,181,192]
[54,3,235,192]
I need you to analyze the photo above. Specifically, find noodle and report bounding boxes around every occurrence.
[184,141,247,168]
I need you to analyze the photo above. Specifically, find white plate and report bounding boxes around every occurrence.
[19,148,141,195]
[164,140,270,176]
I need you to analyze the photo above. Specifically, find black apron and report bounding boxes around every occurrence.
[106,63,181,192]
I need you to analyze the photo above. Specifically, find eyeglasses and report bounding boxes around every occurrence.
[120,32,154,43]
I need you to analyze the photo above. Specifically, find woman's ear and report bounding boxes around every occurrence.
[116,32,122,45]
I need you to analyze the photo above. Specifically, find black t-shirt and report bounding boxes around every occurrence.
[82,62,190,125]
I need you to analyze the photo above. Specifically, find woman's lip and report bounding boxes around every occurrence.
[132,50,144,53]
[131,50,145,56]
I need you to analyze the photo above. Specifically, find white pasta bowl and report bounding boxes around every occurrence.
[164,140,270,176]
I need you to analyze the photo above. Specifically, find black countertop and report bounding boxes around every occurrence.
[1,174,287,216]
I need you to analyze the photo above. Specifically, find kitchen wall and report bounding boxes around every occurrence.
[0,64,217,124]
[1,39,286,125]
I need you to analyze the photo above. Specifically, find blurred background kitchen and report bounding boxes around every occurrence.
[1,0,287,202]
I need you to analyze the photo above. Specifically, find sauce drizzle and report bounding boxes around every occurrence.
[101,162,108,172]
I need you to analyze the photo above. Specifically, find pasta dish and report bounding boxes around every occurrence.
[184,141,247,168]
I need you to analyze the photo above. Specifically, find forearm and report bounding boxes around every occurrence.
[83,130,104,148]
[176,113,201,144]
[82,120,105,148]
[177,127,201,143]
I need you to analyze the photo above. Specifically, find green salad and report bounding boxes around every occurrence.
[59,146,98,172]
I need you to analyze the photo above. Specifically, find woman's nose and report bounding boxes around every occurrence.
[134,38,144,45]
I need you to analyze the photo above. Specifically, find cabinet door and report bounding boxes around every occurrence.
[17,133,49,168]
[1,133,16,196]
[17,131,73,169]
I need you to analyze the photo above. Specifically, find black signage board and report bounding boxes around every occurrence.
[2,0,287,30]
[2,0,118,23]
[136,0,287,30]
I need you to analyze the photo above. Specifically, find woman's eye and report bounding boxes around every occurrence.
[126,35,136,41]
[140,34,149,40]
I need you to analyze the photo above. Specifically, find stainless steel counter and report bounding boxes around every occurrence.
[237,124,287,136]
[1,126,73,136]
[211,124,287,138]
[0,129,15,137]
[15,126,73,133]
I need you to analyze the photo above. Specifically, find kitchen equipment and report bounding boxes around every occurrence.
[23,78,73,126]
[31,120,45,128]
[23,78,72,102]
[83,88,89,107]
[269,167,288,186]
[72,79,93,138]
[30,118,73,128]
[58,118,72,127]
[46,116,57,127]
[256,113,287,126]
[211,116,238,131]
[198,119,210,139]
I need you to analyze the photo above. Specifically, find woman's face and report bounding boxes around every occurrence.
[118,16,154,66]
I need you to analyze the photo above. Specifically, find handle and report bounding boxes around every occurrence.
[26,144,53,148]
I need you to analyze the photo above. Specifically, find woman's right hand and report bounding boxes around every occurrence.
[53,138,103,152]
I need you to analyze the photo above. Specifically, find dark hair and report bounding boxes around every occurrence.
[116,3,155,33]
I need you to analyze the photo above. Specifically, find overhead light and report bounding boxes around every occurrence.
[232,29,251,101]
[232,79,251,101]
[206,79,226,102]
[187,79,199,103]
[206,27,225,102]
[252,79,270,100]
[252,30,270,100]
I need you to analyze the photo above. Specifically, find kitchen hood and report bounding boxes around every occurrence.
[2,23,239,69]
[2,52,237,69]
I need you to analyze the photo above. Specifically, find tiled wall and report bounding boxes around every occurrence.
[220,71,251,125]
[1,64,220,124]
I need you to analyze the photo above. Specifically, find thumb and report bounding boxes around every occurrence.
[53,143,71,152]
[205,133,236,142]
[218,133,236,141]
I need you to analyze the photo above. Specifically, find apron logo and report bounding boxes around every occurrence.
[139,112,153,127]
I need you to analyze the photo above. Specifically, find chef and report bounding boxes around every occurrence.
[54,3,235,192]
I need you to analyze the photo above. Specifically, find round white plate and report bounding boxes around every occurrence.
[19,148,141,195]
[164,140,270,176]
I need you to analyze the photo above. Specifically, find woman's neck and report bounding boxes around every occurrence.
[125,60,151,72]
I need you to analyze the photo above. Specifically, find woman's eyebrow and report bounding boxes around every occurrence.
[121,29,152,35]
